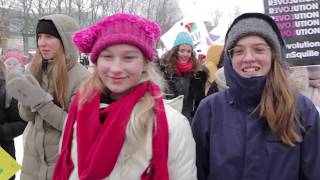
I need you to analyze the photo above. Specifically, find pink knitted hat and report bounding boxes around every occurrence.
[2,51,29,65]
[73,13,161,64]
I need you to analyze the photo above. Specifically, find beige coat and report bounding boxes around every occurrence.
[19,14,90,180]
[289,66,320,107]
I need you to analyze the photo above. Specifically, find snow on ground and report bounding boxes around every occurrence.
[14,135,23,180]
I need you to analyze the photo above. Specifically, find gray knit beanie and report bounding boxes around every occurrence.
[225,16,283,57]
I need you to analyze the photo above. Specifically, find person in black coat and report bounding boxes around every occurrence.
[0,52,27,180]
[157,32,208,122]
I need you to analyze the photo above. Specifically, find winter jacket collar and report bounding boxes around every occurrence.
[223,53,266,112]
[53,81,169,180]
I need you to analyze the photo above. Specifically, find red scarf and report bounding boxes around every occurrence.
[176,59,193,75]
[53,81,169,180]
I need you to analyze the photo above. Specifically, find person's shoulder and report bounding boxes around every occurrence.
[67,63,90,85]
[295,92,319,126]
[296,92,317,111]
[201,91,226,105]
[68,62,90,75]
[164,103,190,131]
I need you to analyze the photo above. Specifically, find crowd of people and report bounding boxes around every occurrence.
[0,11,319,180]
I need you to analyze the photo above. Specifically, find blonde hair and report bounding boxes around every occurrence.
[30,45,69,109]
[260,53,302,146]
[79,60,165,104]
[79,59,165,155]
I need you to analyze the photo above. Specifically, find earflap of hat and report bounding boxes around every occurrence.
[72,25,100,54]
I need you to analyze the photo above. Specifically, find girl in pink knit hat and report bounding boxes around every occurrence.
[53,13,196,180]
[1,51,29,72]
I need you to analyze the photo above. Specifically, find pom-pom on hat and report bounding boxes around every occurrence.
[72,13,161,64]
[173,32,194,48]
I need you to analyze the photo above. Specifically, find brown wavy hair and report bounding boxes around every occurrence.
[260,51,302,146]
[160,46,200,77]
[30,46,69,110]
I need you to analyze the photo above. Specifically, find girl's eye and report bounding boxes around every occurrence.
[100,55,113,61]
[101,54,111,58]
[233,49,244,55]
[122,57,135,62]
[255,48,264,53]
[254,46,269,54]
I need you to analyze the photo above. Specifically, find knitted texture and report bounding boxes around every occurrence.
[225,15,283,57]
[173,32,193,48]
[36,20,61,41]
[2,51,29,65]
[73,13,161,63]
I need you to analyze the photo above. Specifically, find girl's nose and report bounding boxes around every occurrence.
[109,59,122,72]
[242,49,255,61]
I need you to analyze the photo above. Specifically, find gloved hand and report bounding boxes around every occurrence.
[6,71,53,108]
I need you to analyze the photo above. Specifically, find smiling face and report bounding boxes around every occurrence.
[37,33,62,60]
[230,35,272,78]
[97,44,147,99]
[177,44,193,63]
[4,57,24,72]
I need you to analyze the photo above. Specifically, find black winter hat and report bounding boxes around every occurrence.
[36,20,61,41]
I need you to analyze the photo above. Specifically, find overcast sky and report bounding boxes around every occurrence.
[179,0,264,34]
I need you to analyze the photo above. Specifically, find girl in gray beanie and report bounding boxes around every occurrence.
[192,12,320,180]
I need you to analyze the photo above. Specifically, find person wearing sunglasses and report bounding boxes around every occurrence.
[192,12,320,180]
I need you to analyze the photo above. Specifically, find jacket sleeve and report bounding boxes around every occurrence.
[167,107,197,180]
[19,100,67,131]
[18,102,36,122]
[192,99,211,180]
[33,64,89,131]
[35,101,68,131]
[0,98,27,140]
[300,103,320,180]
[192,66,209,114]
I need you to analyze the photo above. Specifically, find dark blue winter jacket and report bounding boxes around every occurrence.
[192,52,320,180]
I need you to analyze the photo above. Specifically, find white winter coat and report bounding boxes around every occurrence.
[68,103,197,180]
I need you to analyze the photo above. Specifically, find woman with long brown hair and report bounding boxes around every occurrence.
[6,14,89,180]
[157,32,208,122]
[192,13,320,180]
